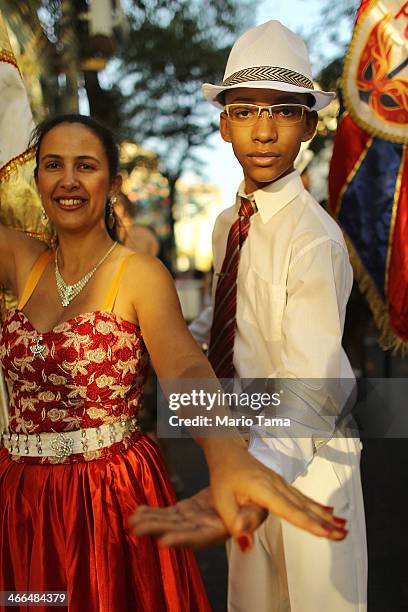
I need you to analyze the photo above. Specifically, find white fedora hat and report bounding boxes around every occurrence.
[202,20,335,112]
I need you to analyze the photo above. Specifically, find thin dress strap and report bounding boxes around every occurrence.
[102,254,135,312]
[17,250,53,310]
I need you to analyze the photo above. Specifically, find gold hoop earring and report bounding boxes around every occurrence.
[108,195,117,230]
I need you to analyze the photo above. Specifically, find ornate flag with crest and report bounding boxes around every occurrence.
[329,0,408,351]
[0,11,53,429]
[0,12,53,322]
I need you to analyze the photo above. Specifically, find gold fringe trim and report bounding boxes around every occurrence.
[0,147,35,182]
[345,233,408,354]
[341,0,408,145]
[0,50,21,78]
[0,49,18,69]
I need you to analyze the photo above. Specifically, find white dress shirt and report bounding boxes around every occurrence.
[190,169,356,482]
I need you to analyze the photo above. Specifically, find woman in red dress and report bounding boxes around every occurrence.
[0,114,344,611]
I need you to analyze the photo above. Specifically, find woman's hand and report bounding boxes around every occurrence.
[131,487,266,549]
[131,443,347,550]
[204,439,347,546]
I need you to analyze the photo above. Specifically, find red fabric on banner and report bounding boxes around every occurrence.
[387,151,408,341]
[328,113,371,215]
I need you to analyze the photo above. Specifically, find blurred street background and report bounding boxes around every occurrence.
[0,0,358,274]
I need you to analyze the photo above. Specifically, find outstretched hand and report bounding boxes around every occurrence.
[130,487,267,549]
[131,439,348,550]
[206,441,347,543]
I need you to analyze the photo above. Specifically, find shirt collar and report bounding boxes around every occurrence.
[236,170,304,224]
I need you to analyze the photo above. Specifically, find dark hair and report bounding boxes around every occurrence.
[306,93,317,109]
[117,191,135,218]
[215,92,226,107]
[30,113,120,240]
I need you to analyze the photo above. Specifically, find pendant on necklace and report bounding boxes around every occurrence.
[30,336,46,360]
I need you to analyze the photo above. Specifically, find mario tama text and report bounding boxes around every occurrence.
[168,414,291,429]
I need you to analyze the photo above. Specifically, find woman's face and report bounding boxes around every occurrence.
[35,122,119,234]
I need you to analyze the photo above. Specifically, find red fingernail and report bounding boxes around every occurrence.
[237,534,250,552]
[333,517,347,526]
[324,525,348,536]
[334,528,348,537]
[323,505,334,513]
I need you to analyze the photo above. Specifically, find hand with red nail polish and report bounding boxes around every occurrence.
[132,443,350,548]
[237,533,252,552]
[131,487,264,549]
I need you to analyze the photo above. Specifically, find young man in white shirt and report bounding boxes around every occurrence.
[196,19,366,612]
[135,20,367,612]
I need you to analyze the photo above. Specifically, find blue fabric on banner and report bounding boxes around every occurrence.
[338,138,403,300]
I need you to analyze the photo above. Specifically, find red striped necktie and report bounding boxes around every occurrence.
[208,197,256,378]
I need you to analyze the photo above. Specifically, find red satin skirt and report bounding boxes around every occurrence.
[0,433,210,612]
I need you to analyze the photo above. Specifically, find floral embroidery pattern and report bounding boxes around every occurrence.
[0,310,149,451]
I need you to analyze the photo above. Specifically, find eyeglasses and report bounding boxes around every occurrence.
[224,103,311,127]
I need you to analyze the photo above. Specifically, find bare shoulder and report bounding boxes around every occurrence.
[121,249,172,287]
[0,226,48,291]
[118,248,175,303]
[12,231,49,275]
[114,247,177,324]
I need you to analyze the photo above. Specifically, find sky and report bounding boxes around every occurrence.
[183,0,354,207]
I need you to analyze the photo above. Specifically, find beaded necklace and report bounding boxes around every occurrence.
[55,241,118,307]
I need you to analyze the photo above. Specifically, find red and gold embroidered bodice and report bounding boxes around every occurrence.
[0,309,149,434]
[0,251,149,435]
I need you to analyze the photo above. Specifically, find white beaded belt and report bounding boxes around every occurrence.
[1,417,139,459]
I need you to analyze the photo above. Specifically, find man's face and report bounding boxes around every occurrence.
[220,88,318,194]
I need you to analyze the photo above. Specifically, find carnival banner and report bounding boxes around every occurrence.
[0,12,51,430]
[0,12,53,322]
[329,0,408,351]
[0,16,34,165]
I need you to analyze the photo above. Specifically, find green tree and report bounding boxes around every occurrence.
[0,0,127,126]
[301,1,359,156]
[0,0,56,118]
[303,0,359,70]
[118,0,252,246]
[2,1,252,264]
